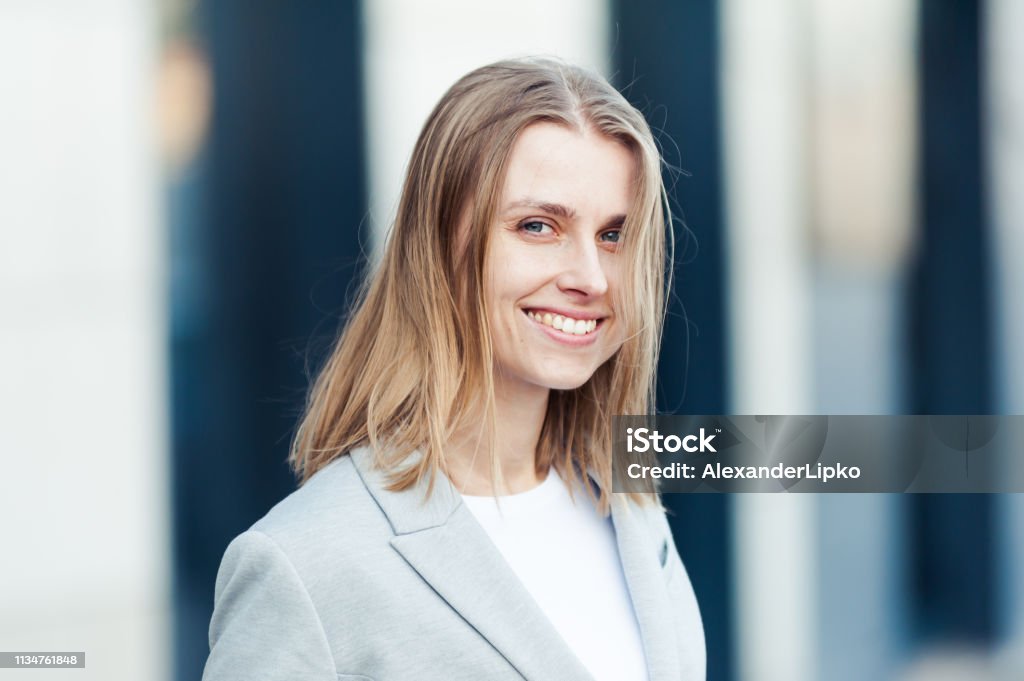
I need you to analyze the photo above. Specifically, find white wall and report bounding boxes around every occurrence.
[0,2,169,679]
[720,2,817,679]
[988,0,1024,659]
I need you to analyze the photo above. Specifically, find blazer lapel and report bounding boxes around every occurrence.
[610,498,683,681]
[350,447,593,680]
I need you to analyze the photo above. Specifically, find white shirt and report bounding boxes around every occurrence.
[461,470,648,681]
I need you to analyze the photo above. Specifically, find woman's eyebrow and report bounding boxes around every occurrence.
[504,198,628,228]
[505,198,576,219]
[603,214,627,229]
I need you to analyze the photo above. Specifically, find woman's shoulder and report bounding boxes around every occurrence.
[243,451,392,562]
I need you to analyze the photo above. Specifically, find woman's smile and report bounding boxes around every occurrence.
[523,309,606,346]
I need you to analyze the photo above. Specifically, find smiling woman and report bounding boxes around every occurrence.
[203,58,705,681]
[485,123,632,399]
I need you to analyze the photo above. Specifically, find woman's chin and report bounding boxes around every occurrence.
[538,370,597,392]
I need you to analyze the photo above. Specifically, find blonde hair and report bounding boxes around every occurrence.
[289,58,671,511]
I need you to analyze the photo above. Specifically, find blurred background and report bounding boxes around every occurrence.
[0,0,1021,679]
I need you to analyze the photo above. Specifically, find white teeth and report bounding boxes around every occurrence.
[527,310,601,336]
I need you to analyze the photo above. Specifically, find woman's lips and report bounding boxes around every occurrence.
[522,309,604,346]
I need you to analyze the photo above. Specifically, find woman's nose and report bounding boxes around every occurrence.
[555,239,609,298]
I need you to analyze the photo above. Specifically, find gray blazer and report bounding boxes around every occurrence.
[203,446,705,680]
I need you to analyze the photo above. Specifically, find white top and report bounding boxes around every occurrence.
[461,470,649,681]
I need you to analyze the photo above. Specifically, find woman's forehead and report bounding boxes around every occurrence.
[499,122,637,219]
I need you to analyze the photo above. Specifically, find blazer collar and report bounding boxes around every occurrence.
[348,446,460,534]
[348,446,682,681]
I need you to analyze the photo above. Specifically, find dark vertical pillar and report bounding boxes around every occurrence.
[171,2,367,679]
[611,3,733,679]
[909,0,995,644]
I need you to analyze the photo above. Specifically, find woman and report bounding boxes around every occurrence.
[203,58,705,681]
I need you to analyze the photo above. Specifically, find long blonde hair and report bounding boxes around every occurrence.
[289,58,671,511]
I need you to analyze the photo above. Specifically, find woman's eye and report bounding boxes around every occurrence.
[520,220,553,235]
[600,230,621,244]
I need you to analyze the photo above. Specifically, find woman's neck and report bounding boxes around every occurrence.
[445,376,549,496]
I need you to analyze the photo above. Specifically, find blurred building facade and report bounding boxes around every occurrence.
[1,1,1022,680]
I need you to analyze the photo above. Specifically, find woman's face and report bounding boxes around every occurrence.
[482,121,636,397]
